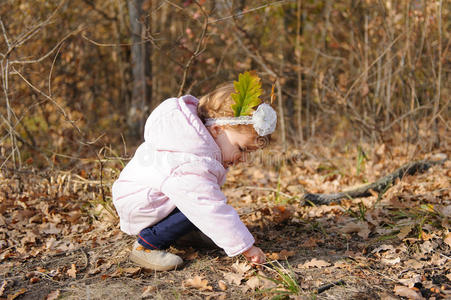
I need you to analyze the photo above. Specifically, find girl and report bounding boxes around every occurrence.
[112,78,277,271]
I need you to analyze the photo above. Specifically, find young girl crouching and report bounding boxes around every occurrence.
[112,81,276,271]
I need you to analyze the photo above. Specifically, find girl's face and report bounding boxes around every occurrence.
[209,126,259,169]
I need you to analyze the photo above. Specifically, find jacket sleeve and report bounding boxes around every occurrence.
[160,160,255,256]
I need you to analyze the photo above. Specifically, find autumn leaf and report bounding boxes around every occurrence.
[381,257,400,265]
[0,280,6,297]
[267,249,296,260]
[183,275,213,291]
[298,258,331,268]
[245,276,261,290]
[394,285,425,300]
[46,290,60,300]
[122,267,141,276]
[399,275,421,288]
[340,221,371,239]
[231,260,251,274]
[443,232,451,247]
[231,71,262,117]
[67,263,77,279]
[141,286,156,299]
[223,272,243,286]
[6,288,27,300]
[397,224,414,240]
[218,280,227,291]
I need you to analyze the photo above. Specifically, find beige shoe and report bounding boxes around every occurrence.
[130,241,183,271]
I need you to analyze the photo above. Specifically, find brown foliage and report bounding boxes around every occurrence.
[0,0,449,169]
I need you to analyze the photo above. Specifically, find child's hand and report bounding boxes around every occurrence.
[243,246,266,265]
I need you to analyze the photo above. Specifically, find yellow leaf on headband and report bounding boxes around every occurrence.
[231,71,262,117]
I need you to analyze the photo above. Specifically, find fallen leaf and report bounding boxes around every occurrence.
[231,261,251,274]
[420,241,434,254]
[0,280,6,297]
[371,244,394,254]
[268,249,296,260]
[29,277,39,284]
[0,250,13,261]
[299,258,331,268]
[271,205,293,223]
[399,275,421,288]
[223,272,243,285]
[404,259,424,269]
[381,257,400,265]
[67,264,77,279]
[22,231,38,245]
[393,285,425,299]
[123,267,141,276]
[380,293,398,300]
[397,225,414,240]
[40,223,61,235]
[444,232,451,247]
[430,253,446,266]
[218,280,227,291]
[141,286,156,299]
[333,261,349,269]
[245,276,261,290]
[340,221,371,239]
[185,251,198,260]
[6,288,27,300]
[46,290,60,300]
[302,237,320,248]
[183,275,213,291]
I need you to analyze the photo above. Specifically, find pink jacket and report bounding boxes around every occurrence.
[112,95,255,256]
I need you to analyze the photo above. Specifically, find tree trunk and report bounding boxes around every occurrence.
[127,0,152,139]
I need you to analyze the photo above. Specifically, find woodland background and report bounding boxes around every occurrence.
[0,1,450,299]
[1,0,449,169]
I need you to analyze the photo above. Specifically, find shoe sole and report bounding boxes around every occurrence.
[129,252,181,271]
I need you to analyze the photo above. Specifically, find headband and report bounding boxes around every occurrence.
[204,103,277,136]
[204,71,277,136]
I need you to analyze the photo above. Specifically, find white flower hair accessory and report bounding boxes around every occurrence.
[204,71,277,136]
[204,103,277,136]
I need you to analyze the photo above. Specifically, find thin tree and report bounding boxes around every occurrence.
[127,0,152,138]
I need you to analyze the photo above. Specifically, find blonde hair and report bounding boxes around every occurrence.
[198,83,235,120]
[198,83,257,135]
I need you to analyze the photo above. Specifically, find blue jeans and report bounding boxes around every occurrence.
[138,208,196,250]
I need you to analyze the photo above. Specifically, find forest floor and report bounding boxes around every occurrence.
[1,136,450,300]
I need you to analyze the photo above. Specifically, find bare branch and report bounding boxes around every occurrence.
[177,1,209,97]
[208,0,295,24]
[0,18,10,48]
[10,27,82,65]
[11,67,82,135]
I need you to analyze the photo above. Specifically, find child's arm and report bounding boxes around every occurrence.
[161,160,255,257]
[243,246,266,264]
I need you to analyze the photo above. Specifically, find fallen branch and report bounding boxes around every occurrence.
[302,159,447,206]
[317,279,346,294]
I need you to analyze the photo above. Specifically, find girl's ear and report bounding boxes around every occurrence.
[208,125,223,138]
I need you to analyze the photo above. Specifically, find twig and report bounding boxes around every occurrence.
[9,28,81,65]
[317,280,346,294]
[48,43,64,96]
[11,67,82,135]
[239,186,297,200]
[208,1,295,24]
[302,159,447,205]
[0,19,10,48]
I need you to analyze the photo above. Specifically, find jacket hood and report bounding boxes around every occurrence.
[143,95,222,162]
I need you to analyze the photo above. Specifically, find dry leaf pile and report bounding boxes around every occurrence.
[0,138,450,299]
